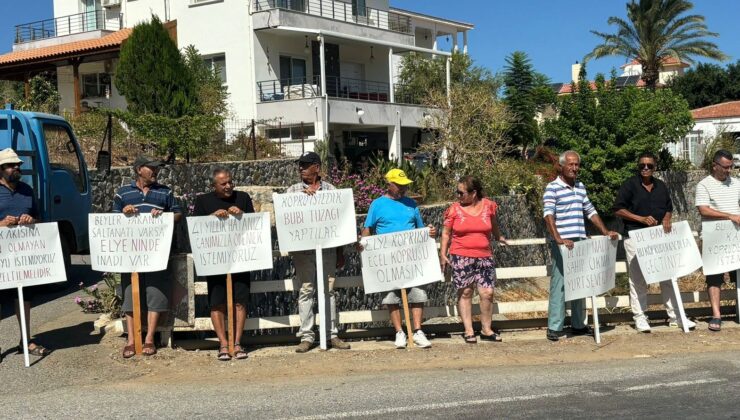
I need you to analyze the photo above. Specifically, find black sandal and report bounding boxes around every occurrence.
[480,332,503,342]
[19,342,50,357]
[708,317,722,332]
[234,344,247,360]
[217,346,231,361]
[463,334,477,344]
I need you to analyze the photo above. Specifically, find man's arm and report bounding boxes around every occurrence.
[697,206,740,225]
[544,214,573,249]
[589,214,619,240]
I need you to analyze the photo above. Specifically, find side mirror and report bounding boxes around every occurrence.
[96,150,111,173]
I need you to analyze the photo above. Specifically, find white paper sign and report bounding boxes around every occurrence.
[0,222,67,290]
[702,220,740,276]
[273,189,357,252]
[360,228,443,294]
[561,236,617,301]
[88,213,174,273]
[187,213,273,276]
[628,221,702,284]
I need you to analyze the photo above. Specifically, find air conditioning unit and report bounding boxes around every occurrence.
[101,0,121,7]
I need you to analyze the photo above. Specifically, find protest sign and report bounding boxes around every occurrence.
[88,213,174,273]
[628,220,702,284]
[0,222,66,290]
[187,213,273,276]
[701,220,740,276]
[360,228,443,294]
[273,189,357,252]
[561,236,617,302]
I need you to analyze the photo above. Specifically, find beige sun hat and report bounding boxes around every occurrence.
[0,148,23,166]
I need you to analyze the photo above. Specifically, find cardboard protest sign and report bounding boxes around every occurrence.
[701,220,740,276]
[187,213,273,276]
[561,236,617,302]
[89,213,174,273]
[273,189,357,252]
[0,222,67,290]
[360,228,443,294]
[628,220,702,284]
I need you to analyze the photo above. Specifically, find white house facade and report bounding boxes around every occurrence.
[1,0,473,161]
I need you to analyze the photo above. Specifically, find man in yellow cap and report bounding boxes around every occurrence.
[360,168,437,348]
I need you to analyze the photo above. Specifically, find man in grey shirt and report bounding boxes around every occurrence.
[286,152,350,352]
[696,149,740,332]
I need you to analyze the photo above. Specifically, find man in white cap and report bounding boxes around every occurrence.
[0,148,50,360]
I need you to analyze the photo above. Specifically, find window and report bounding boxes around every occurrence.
[279,56,307,85]
[203,54,227,84]
[265,124,315,140]
[81,73,110,98]
[352,0,367,17]
[43,124,86,193]
[277,0,305,11]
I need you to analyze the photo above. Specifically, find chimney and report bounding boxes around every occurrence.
[571,61,582,83]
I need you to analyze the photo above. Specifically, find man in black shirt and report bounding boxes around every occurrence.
[613,152,694,332]
[193,168,254,360]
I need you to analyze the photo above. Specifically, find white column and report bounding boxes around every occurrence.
[432,30,438,59]
[446,57,451,106]
[319,35,327,98]
[463,31,468,54]
[388,47,395,103]
[452,31,459,52]
[388,111,402,163]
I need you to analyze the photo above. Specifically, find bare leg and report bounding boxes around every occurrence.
[234,304,247,344]
[708,285,722,318]
[457,287,474,336]
[478,286,494,336]
[411,304,424,330]
[210,304,228,347]
[125,313,135,346]
[145,311,161,345]
[387,304,402,331]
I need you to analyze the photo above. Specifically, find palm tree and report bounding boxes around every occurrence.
[586,0,727,89]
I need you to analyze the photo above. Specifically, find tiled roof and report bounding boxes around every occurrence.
[0,28,132,66]
[554,77,656,94]
[691,101,740,120]
[620,56,690,69]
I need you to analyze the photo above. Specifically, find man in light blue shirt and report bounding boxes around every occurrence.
[361,169,436,349]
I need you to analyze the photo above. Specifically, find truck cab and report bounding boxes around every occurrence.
[0,105,92,269]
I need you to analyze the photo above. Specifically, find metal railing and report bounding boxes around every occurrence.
[253,0,412,34]
[393,83,424,105]
[258,75,399,103]
[14,10,122,44]
[257,77,322,101]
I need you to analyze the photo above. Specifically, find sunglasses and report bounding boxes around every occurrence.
[456,190,468,196]
[714,161,733,170]
[638,163,655,170]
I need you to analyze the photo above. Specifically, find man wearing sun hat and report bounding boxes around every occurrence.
[0,148,51,359]
[360,168,437,349]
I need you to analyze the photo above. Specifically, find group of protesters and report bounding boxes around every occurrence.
[0,145,738,362]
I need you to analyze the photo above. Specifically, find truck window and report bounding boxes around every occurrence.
[43,124,87,193]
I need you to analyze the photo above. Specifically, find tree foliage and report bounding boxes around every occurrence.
[502,51,556,155]
[183,45,229,118]
[115,15,195,117]
[17,73,60,114]
[668,60,740,108]
[543,68,694,213]
[586,0,727,89]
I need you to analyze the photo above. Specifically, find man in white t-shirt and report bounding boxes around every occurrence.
[695,149,740,332]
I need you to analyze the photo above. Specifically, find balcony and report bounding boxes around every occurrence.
[14,10,122,45]
[252,0,412,34]
[256,75,422,105]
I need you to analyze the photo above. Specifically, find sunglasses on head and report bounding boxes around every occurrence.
[638,163,655,170]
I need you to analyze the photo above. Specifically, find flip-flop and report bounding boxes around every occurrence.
[19,342,50,357]
[122,344,135,359]
[233,344,248,360]
[708,317,722,332]
[142,343,157,356]
[480,332,503,342]
[217,346,231,361]
[463,334,477,344]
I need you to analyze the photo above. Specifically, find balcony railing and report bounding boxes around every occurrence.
[253,0,412,34]
[258,76,424,104]
[15,10,122,44]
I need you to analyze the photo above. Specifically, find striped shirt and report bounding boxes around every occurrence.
[695,175,740,222]
[112,181,181,214]
[543,176,597,239]
[285,178,335,193]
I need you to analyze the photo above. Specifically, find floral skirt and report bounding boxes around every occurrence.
[450,255,496,290]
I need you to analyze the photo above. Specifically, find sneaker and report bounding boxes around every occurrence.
[330,337,351,350]
[546,329,565,341]
[668,317,696,330]
[413,330,432,348]
[635,316,651,333]
[295,341,313,353]
[394,331,407,349]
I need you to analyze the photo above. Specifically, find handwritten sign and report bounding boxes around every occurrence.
[628,221,702,284]
[88,213,174,273]
[273,189,357,252]
[702,220,740,276]
[0,222,66,290]
[187,213,273,276]
[561,236,617,301]
[359,228,442,294]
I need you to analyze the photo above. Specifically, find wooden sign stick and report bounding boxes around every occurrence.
[591,295,601,344]
[132,272,143,355]
[227,273,235,356]
[17,285,30,368]
[671,277,690,333]
[401,288,414,348]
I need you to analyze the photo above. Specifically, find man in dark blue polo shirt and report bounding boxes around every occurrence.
[0,148,50,359]
[113,156,181,358]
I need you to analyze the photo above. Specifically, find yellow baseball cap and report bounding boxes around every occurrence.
[385,168,413,185]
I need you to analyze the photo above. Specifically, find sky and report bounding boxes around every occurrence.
[2,0,740,83]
